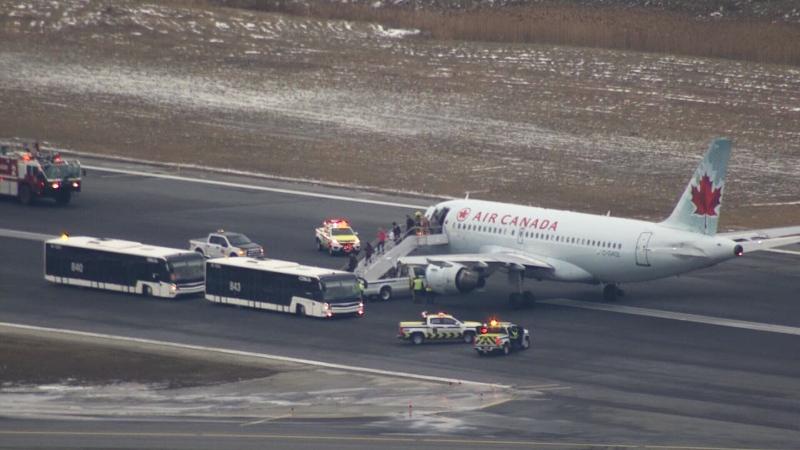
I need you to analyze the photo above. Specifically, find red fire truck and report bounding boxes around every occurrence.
[0,144,82,205]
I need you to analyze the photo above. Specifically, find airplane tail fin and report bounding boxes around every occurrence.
[661,138,731,235]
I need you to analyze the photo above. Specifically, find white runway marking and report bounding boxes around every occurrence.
[0,322,509,389]
[540,298,800,336]
[84,165,429,210]
[766,248,800,256]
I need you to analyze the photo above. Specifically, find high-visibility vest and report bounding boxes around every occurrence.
[413,278,424,291]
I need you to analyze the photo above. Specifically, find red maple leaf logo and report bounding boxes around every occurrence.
[457,208,471,221]
[690,174,722,216]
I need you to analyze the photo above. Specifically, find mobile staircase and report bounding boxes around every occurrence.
[355,228,449,280]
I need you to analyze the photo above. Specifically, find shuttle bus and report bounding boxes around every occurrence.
[205,257,364,318]
[44,236,206,298]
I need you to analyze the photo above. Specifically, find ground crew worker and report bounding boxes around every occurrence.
[425,283,435,304]
[412,276,425,304]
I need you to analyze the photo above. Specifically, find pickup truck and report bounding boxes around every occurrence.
[397,312,482,345]
[189,231,264,259]
[474,320,531,356]
[315,218,360,256]
[362,276,410,301]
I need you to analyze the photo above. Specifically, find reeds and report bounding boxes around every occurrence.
[205,1,800,65]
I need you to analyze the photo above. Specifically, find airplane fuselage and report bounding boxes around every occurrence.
[436,199,740,284]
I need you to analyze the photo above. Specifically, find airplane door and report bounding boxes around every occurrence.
[635,232,653,266]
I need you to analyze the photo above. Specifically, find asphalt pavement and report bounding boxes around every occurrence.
[0,162,799,449]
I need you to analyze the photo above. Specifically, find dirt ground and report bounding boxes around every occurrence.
[1,0,798,229]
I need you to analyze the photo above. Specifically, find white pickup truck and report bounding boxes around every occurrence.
[397,312,482,345]
[189,231,264,259]
[362,276,410,301]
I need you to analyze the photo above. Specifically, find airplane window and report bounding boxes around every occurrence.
[511,230,515,236]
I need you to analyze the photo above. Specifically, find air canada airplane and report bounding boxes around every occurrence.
[400,138,800,305]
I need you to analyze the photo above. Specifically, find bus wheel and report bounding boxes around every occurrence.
[142,286,152,297]
[18,184,32,205]
[296,305,306,316]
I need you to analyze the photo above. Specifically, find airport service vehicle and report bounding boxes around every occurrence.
[0,145,82,205]
[315,218,360,256]
[397,311,482,345]
[44,236,205,298]
[205,257,365,318]
[400,138,800,304]
[362,276,411,301]
[361,265,413,301]
[474,320,531,356]
[190,231,263,258]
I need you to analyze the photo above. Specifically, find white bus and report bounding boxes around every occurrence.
[205,257,364,318]
[44,236,206,298]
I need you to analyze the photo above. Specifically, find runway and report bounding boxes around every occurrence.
[1,160,799,449]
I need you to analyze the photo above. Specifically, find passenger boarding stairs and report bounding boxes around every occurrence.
[355,229,449,280]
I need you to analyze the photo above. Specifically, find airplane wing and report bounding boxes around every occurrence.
[400,250,553,272]
[719,226,800,252]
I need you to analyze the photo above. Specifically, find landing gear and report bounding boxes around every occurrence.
[508,291,535,309]
[603,284,625,302]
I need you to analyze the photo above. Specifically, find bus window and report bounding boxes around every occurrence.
[320,275,360,303]
[166,254,205,282]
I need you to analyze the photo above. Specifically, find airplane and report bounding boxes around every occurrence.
[400,138,800,306]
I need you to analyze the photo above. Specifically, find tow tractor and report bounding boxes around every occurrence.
[0,144,82,205]
[474,319,531,356]
[315,218,361,256]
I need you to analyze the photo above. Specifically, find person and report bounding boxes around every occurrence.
[376,227,386,254]
[393,222,402,244]
[425,283,436,304]
[387,228,394,247]
[405,215,415,237]
[420,215,430,235]
[346,252,358,272]
[412,276,425,304]
[364,242,374,264]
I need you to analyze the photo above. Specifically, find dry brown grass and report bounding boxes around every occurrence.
[193,1,800,65]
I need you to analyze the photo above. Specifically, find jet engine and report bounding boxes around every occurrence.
[425,264,481,295]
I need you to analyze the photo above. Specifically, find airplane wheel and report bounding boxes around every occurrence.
[509,293,522,309]
[522,291,535,307]
[603,284,618,302]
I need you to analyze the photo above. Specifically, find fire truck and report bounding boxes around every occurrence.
[0,144,82,205]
